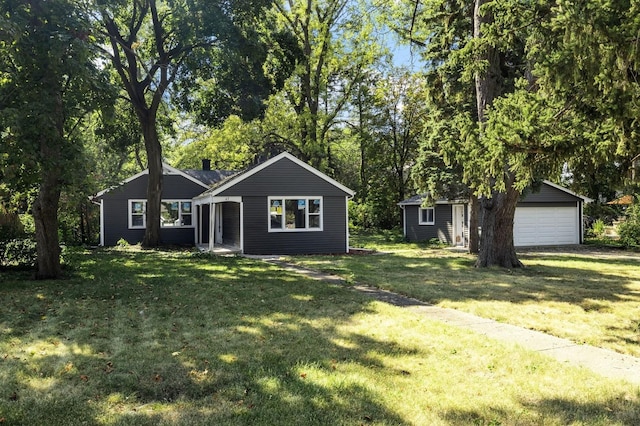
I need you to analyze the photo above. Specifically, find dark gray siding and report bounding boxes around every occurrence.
[218,157,350,197]
[100,174,206,246]
[222,202,240,246]
[198,204,210,244]
[242,196,347,255]
[520,184,581,203]
[404,204,457,244]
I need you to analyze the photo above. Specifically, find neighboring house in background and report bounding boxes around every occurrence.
[93,152,355,255]
[399,181,592,247]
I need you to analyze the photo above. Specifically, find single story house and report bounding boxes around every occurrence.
[92,152,355,255]
[399,181,592,247]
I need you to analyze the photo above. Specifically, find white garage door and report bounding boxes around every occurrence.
[514,206,579,246]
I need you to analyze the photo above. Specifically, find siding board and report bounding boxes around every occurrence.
[218,158,351,197]
[100,174,206,246]
[243,196,347,254]
[404,205,459,244]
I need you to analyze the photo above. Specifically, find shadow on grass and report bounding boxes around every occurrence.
[1,249,639,425]
[0,249,409,425]
[444,394,640,426]
[300,249,640,308]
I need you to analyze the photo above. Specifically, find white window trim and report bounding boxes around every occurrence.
[419,207,435,225]
[268,196,324,232]
[128,199,195,229]
[160,199,195,228]
[128,199,147,229]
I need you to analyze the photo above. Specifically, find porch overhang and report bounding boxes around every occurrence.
[193,195,242,206]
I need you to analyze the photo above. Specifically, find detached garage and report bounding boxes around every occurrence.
[514,181,591,246]
[400,181,592,248]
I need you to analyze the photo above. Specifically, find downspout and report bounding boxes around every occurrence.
[400,205,406,240]
[579,200,583,244]
[239,200,244,254]
[345,196,352,253]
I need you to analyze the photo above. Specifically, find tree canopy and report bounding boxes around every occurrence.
[0,0,110,278]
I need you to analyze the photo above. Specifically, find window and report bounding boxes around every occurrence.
[128,200,193,229]
[419,207,435,225]
[269,197,322,231]
[129,200,146,228]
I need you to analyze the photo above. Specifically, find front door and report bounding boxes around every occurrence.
[452,205,465,246]
[214,203,223,244]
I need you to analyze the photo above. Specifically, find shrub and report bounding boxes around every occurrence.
[0,206,24,241]
[590,219,606,238]
[3,238,37,268]
[618,199,640,247]
[116,238,130,248]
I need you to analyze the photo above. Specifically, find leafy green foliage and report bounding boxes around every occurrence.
[172,116,258,171]
[265,0,384,171]
[0,0,111,277]
[589,219,606,238]
[0,205,24,242]
[2,238,37,268]
[619,200,640,248]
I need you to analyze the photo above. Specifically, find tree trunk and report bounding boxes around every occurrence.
[473,0,522,267]
[476,184,523,268]
[468,193,480,254]
[140,113,163,248]
[474,0,501,123]
[33,155,62,279]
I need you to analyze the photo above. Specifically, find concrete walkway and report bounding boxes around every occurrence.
[262,258,640,386]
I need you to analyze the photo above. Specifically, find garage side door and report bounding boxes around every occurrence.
[514,206,578,246]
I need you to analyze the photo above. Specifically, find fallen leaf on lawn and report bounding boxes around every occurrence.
[80,375,89,382]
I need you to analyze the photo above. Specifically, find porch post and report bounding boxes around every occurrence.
[194,204,199,245]
[209,202,215,251]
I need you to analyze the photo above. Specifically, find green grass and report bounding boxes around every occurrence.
[292,231,640,358]
[0,248,639,425]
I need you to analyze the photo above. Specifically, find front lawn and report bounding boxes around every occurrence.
[293,232,640,357]
[0,249,638,425]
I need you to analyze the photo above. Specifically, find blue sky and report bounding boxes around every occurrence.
[391,42,424,70]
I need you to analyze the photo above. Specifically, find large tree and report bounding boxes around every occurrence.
[395,0,634,266]
[269,0,382,172]
[95,0,280,247]
[0,0,108,278]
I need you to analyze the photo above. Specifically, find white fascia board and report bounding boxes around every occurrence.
[201,152,356,198]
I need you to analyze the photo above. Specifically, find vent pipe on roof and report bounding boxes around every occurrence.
[202,159,211,171]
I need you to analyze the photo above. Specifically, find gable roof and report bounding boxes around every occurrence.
[195,151,355,199]
[93,163,231,199]
[182,169,236,186]
[397,194,467,206]
[399,180,592,206]
[540,180,593,203]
